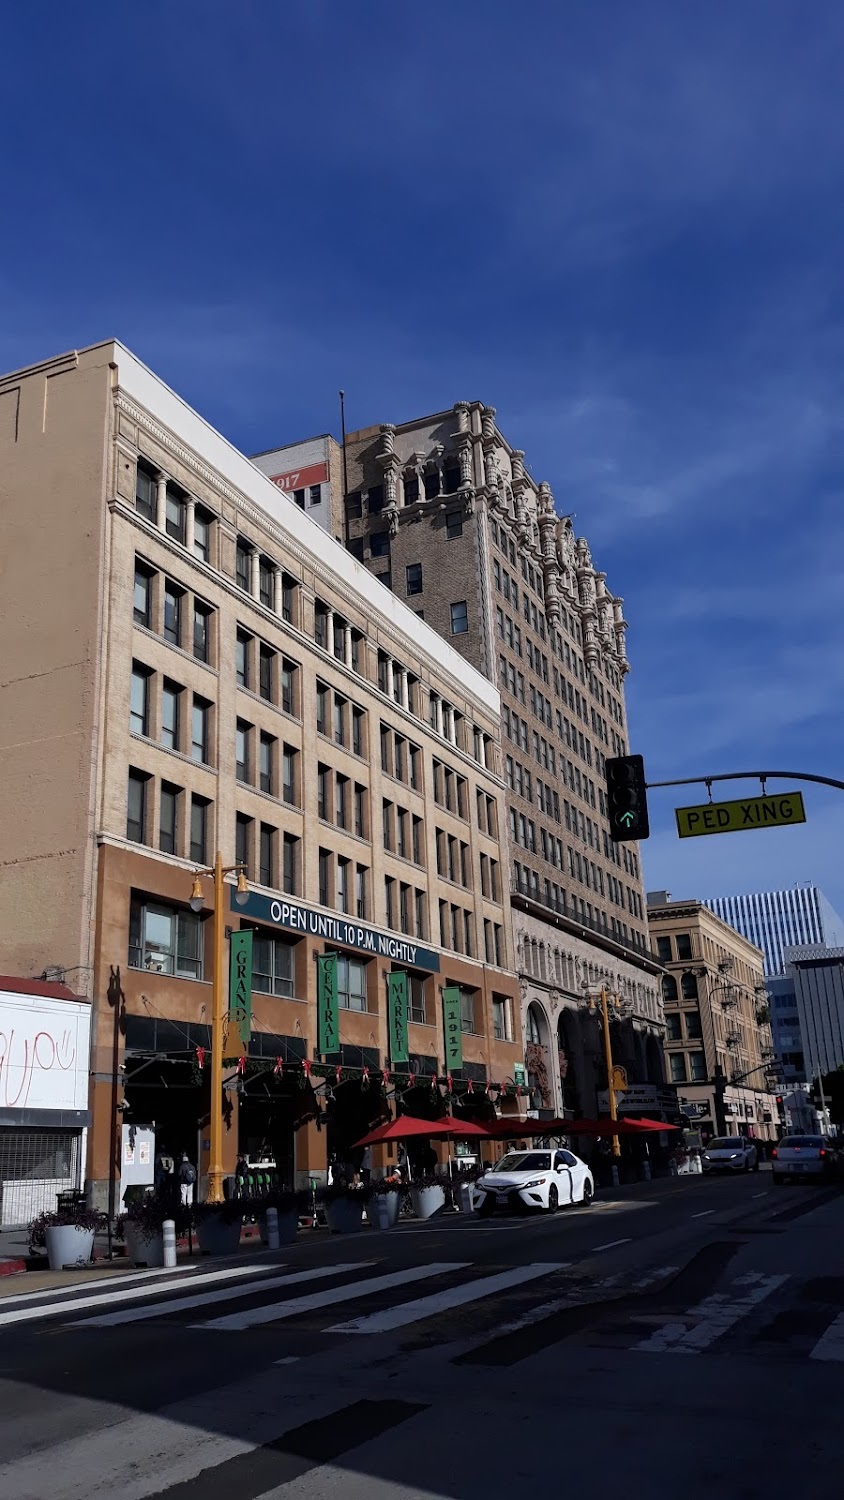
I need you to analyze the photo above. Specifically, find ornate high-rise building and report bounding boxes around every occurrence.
[256,403,665,1118]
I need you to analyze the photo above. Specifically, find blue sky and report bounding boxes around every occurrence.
[4,3,844,920]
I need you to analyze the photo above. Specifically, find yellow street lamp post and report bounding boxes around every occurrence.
[189,851,249,1203]
[581,982,628,1181]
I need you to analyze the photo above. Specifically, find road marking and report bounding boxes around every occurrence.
[752,1191,768,1198]
[329,1262,570,1335]
[197,1262,469,1331]
[591,1238,632,1252]
[0,1262,279,1328]
[691,1210,714,1218]
[76,1262,373,1327]
[0,1262,196,1309]
[273,1355,301,1365]
[636,1273,788,1354]
[810,1313,844,1363]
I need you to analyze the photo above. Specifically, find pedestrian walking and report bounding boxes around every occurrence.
[178,1151,197,1206]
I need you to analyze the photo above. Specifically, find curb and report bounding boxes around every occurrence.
[0,1259,27,1278]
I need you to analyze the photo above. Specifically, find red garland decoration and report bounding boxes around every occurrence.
[361,1064,370,1091]
[237,1056,246,1076]
[382,1069,391,1091]
[274,1057,284,1075]
[467,1077,474,1095]
[303,1059,312,1080]
[195,1046,205,1070]
[447,1073,453,1095]
[336,1065,342,1084]
[431,1073,438,1093]
[485,1080,491,1096]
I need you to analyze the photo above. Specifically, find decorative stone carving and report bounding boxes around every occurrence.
[379,423,396,456]
[481,406,497,441]
[453,401,471,433]
[462,488,475,516]
[458,439,473,485]
[385,504,400,537]
[511,449,526,486]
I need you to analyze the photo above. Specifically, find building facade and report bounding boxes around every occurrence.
[646,893,778,1142]
[703,884,844,978]
[0,344,523,1212]
[784,945,844,1085]
[258,405,664,1118]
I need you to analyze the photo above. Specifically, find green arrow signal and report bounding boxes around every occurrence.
[618,811,635,827]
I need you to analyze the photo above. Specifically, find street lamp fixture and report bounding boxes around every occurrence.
[188,851,249,1203]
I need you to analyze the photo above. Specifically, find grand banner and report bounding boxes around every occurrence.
[227,930,253,1055]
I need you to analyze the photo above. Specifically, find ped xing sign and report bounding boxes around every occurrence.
[676,791,806,839]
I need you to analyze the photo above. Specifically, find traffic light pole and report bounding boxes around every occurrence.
[645,770,844,794]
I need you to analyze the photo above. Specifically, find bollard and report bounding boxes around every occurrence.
[641,1160,652,1182]
[162,1218,177,1269]
[265,1207,280,1250]
[611,1165,620,1187]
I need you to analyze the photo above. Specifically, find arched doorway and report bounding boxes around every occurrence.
[557,1009,581,1114]
[525,1002,553,1111]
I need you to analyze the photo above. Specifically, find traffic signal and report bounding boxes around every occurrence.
[606,754,650,842]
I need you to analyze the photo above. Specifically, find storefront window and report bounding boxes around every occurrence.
[252,933,295,997]
[128,898,202,979]
[337,954,367,1012]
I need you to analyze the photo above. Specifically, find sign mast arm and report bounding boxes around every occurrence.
[647,770,844,793]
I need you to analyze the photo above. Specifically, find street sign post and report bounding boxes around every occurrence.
[675,791,806,839]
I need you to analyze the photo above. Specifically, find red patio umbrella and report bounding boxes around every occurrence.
[353,1113,490,1148]
[484,1116,678,1139]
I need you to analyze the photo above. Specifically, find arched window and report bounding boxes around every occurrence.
[662,974,678,1003]
[527,1006,543,1045]
[681,972,698,1001]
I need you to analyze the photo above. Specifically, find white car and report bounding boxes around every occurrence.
[473,1148,594,1215]
[701,1137,759,1173]
[772,1135,838,1185]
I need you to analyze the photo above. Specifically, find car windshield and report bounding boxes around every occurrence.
[707,1139,744,1151]
[780,1137,823,1149]
[494,1152,552,1172]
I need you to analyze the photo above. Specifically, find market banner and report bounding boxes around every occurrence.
[317,952,340,1056]
[442,986,463,1072]
[228,930,253,1054]
[387,971,409,1065]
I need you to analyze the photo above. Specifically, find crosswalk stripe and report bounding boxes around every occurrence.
[635,1273,788,1354]
[0,1261,278,1329]
[328,1261,570,1334]
[0,1262,196,1310]
[196,1262,469,1331]
[809,1312,844,1362]
[75,1262,374,1327]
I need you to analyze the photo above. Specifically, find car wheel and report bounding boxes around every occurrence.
[547,1184,559,1214]
[581,1178,594,1207]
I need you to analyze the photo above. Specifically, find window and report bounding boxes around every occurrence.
[334,695,347,747]
[235,720,251,782]
[235,813,252,875]
[281,657,296,715]
[191,697,210,764]
[236,541,251,591]
[655,935,672,962]
[492,995,512,1042]
[383,799,393,851]
[681,972,699,1001]
[352,706,365,756]
[135,462,156,521]
[281,573,296,624]
[354,783,366,838]
[252,932,294,997]
[370,530,390,558]
[165,486,186,545]
[282,833,298,895]
[337,954,367,1012]
[397,807,408,859]
[355,864,368,919]
[399,883,410,934]
[368,484,384,513]
[676,933,693,961]
[443,464,460,495]
[662,973,678,1003]
[316,683,328,735]
[314,601,329,650]
[129,898,202,978]
[259,645,274,703]
[335,774,348,829]
[130,665,150,736]
[259,823,275,886]
[160,680,181,751]
[193,508,212,563]
[459,988,476,1034]
[689,1052,707,1082]
[669,1053,688,1083]
[127,770,148,844]
[412,814,423,864]
[346,491,362,519]
[190,796,209,865]
[404,475,419,505]
[134,564,152,628]
[293,488,305,509]
[685,1011,703,1040]
[236,631,251,688]
[282,744,297,805]
[415,888,426,939]
[193,602,211,663]
[450,600,469,635]
[337,857,351,914]
[259,558,273,609]
[406,563,423,596]
[318,848,331,906]
[259,733,274,794]
[665,1013,682,1041]
[159,782,179,855]
[163,583,182,646]
[446,510,463,540]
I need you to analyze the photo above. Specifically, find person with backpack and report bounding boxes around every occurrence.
[178,1151,197,1206]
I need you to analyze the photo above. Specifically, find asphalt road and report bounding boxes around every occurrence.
[0,1167,841,1499]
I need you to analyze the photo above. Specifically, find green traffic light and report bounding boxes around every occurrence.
[618,811,635,827]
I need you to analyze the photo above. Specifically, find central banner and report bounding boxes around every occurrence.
[316,952,339,1056]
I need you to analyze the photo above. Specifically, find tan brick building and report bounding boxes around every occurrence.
[0,344,522,1210]
[646,893,779,1142]
[256,404,664,1119]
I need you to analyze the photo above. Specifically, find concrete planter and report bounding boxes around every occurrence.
[324,1198,365,1234]
[410,1184,446,1221]
[45,1224,94,1271]
[124,1224,165,1267]
[259,1209,299,1246]
[369,1191,401,1229]
[196,1214,243,1256]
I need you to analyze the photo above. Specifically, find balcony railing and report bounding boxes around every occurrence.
[510,877,655,963]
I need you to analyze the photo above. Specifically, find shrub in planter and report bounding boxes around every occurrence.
[258,1189,311,1246]
[319,1182,372,1235]
[409,1171,448,1221]
[29,1206,107,1271]
[116,1195,188,1267]
[193,1197,247,1256]
[369,1175,403,1229]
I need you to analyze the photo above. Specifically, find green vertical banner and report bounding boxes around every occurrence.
[228,930,253,1055]
[442,986,463,1072]
[388,971,409,1065]
[317,952,339,1056]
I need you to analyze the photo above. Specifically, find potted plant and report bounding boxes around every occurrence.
[368,1174,403,1229]
[29,1205,106,1271]
[192,1196,245,1256]
[116,1193,184,1267]
[409,1171,447,1221]
[319,1181,371,1234]
[258,1189,310,1246]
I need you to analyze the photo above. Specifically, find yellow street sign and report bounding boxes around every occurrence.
[612,1066,628,1093]
[675,791,806,839]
